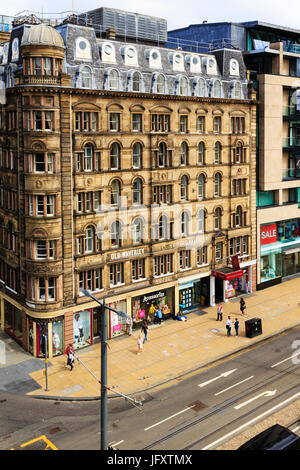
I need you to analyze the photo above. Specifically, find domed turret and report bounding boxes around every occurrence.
[21,23,64,49]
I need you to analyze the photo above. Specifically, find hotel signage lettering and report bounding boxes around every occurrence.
[110,248,145,261]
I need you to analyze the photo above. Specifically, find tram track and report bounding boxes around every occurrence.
[142,362,300,450]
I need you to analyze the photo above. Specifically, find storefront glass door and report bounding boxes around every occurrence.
[283,252,300,277]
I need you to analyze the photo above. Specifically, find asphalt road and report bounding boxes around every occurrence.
[106,326,300,450]
[2,326,300,451]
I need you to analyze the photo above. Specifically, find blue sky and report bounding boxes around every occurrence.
[2,0,300,32]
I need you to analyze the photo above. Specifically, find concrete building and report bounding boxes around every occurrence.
[0,9,257,358]
[169,20,300,289]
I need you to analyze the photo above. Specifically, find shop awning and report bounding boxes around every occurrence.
[212,267,244,281]
[282,244,300,255]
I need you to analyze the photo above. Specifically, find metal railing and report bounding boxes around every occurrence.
[283,106,300,117]
[283,137,300,147]
[282,168,300,179]
[283,44,300,55]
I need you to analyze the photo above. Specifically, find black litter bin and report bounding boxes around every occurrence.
[245,318,262,338]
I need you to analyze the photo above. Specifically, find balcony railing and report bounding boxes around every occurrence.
[283,44,300,55]
[282,168,300,179]
[18,75,61,85]
[283,137,300,147]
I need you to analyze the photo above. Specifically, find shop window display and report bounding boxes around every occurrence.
[36,323,48,358]
[52,319,63,356]
[132,290,172,326]
[73,310,91,350]
[260,218,300,283]
[108,300,126,337]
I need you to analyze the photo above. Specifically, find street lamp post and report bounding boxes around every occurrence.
[80,289,136,450]
[101,296,108,451]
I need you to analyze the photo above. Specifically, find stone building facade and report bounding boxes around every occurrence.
[0,12,257,357]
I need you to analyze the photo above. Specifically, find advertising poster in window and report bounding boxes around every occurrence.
[73,310,91,350]
[108,300,126,338]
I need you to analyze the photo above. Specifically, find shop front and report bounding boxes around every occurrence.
[27,316,64,358]
[260,218,300,286]
[132,288,174,327]
[179,277,210,313]
[212,267,246,302]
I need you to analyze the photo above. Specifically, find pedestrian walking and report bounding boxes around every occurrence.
[137,334,144,355]
[234,318,239,337]
[217,304,223,321]
[142,321,148,343]
[65,344,73,369]
[156,307,162,325]
[226,316,232,336]
[67,347,75,371]
[240,297,246,316]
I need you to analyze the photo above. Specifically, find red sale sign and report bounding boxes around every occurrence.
[261,224,277,245]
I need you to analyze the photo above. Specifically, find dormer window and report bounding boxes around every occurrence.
[132,72,141,92]
[157,74,165,94]
[179,76,188,95]
[109,69,119,91]
[81,66,92,88]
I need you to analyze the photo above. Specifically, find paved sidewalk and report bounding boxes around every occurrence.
[27,278,300,399]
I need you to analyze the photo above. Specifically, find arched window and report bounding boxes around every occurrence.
[198,174,205,199]
[214,207,222,230]
[213,80,222,98]
[180,142,188,166]
[197,209,205,233]
[235,205,243,227]
[109,69,119,91]
[157,74,165,93]
[111,179,121,205]
[214,173,222,196]
[85,225,95,252]
[234,82,242,99]
[84,144,93,171]
[181,211,189,236]
[81,66,92,88]
[158,142,167,167]
[197,78,206,97]
[111,221,121,246]
[132,72,141,92]
[214,142,221,164]
[180,76,188,95]
[198,142,205,165]
[110,142,120,170]
[133,178,142,204]
[133,142,142,169]
[133,218,143,243]
[180,175,188,200]
[159,215,168,239]
[235,142,243,163]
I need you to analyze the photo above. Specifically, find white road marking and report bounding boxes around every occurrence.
[215,376,254,396]
[110,440,124,447]
[271,353,300,368]
[234,390,277,410]
[291,425,300,433]
[144,406,195,431]
[198,369,237,388]
[201,391,300,450]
